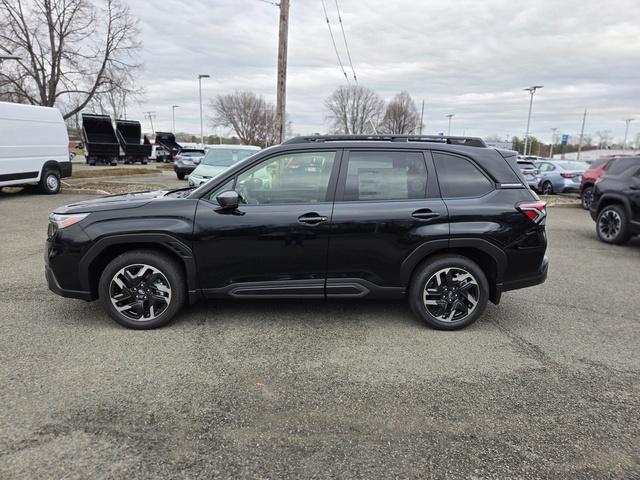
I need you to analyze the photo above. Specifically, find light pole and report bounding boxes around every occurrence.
[198,74,210,148]
[171,105,180,133]
[549,127,558,158]
[446,114,455,136]
[523,85,543,156]
[623,118,634,150]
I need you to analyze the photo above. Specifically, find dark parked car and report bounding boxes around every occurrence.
[45,135,548,330]
[590,157,640,244]
[580,155,636,210]
[173,148,206,180]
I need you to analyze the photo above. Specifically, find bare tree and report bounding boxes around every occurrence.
[379,91,420,134]
[325,85,384,134]
[595,130,613,149]
[0,0,141,119]
[211,91,279,147]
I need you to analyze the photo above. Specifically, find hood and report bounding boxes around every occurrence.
[53,190,169,214]
[191,164,227,178]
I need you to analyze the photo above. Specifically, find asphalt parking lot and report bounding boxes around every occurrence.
[0,189,638,479]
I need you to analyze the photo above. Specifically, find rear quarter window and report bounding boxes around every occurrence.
[433,152,494,198]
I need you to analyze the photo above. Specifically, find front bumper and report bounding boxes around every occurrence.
[45,264,92,300]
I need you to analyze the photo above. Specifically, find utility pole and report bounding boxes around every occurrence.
[523,85,543,156]
[275,0,290,144]
[171,105,180,133]
[419,100,425,135]
[549,127,558,158]
[198,74,210,148]
[446,114,454,136]
[576,108,587,161]
[623,118,634,150]
[143,111,156,134]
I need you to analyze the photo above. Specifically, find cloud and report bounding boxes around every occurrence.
[126,0,640,141]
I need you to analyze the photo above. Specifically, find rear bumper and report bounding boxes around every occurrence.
[174,165,196,175]
[46,264,92,301]
[502,256,549,292]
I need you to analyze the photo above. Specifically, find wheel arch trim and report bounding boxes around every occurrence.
[399,238,508,288]
[78,233,198,300]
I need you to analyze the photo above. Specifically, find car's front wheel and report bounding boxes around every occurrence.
[99,250,186,329]
[176,172,185,180]
[409,255,489,330]
[596,205,631,245]
[581,186,594,210]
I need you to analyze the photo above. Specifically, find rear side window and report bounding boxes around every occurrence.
[433,153,494,198]
[342,151,427,201]
[607,158,640,175]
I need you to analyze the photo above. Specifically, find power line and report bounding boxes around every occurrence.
[320,0,350,84]
[333,0,357,83]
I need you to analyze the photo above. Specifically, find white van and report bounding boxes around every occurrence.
[0,101,71,194]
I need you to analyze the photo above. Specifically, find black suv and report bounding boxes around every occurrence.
[45,135,548,330]
[590,156,640,244]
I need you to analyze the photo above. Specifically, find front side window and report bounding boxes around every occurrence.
[236,151,336,205]
[342,151,427,201]
[433,152,494,198]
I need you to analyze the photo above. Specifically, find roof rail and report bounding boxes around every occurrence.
[282,134,487,148]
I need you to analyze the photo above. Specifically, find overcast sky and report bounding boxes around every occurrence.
[126,0,640,143]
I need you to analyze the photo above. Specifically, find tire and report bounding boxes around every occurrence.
[541,181,554,195]
[176,172,185,180]
[39,168,61,194]
[581,186,594,210]
[596,205,631,245]
[409,255,489,330]
[98,250,186,329]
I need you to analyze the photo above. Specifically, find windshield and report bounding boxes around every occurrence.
[203,148,257,166]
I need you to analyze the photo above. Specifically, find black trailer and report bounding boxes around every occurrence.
[81,114,119,166]
[115,120,151,164]
[154,132,182,163]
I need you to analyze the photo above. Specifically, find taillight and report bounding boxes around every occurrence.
[517,201,547,224]
[561,173,575,179]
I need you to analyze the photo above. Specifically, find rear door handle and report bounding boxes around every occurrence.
[298,212,328,225]
[412,209,440,220]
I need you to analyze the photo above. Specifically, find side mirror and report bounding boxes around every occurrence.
[216,190,240,209]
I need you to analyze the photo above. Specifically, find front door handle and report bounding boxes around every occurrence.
[412,209,440,220]
[298,212,328,225]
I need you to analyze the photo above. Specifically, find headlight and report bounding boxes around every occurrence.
[49,213,90,229]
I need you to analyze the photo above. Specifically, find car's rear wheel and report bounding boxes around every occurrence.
[596,205,630,245]
[409,255,489,330]
[176,172,185,180]
[581,186,594,210]
[541,181,554,195]
[39,168,60,194]
[98,250,185,329]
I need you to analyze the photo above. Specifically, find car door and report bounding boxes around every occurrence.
[193,149,341,297]
[326,149,448,296]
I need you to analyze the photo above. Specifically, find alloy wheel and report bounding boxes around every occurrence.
[542,182,553,195]
[582,189,593,210]
[109,264,172,321]
[598,209,621,241]
[423,267,480,323]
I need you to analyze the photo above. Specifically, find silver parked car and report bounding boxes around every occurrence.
[517,160,541,192]
[536,160,586,195]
